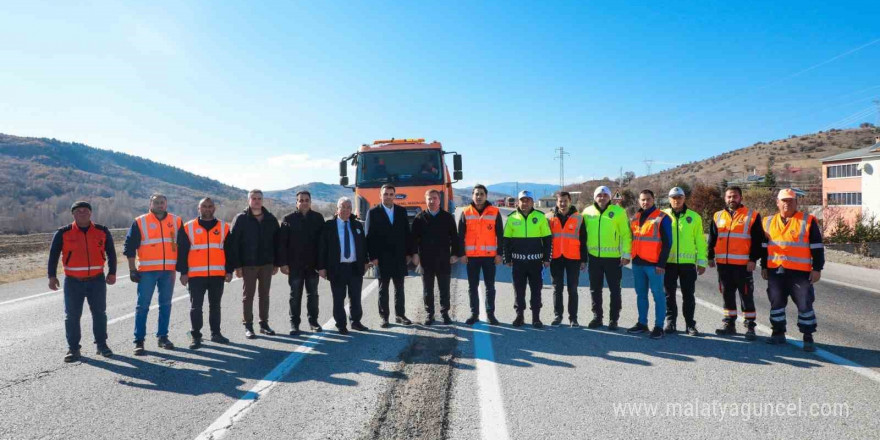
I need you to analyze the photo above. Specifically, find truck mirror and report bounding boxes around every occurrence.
[340,176,349,186]
[453,170,463,181]
[339,160,348,177]
[453,154,462,172]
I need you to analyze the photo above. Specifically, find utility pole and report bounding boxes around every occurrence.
[554,147,570,191]
[643,159,654,176]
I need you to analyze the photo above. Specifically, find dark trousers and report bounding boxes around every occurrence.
[466,257,497,315]
[64,275,107,350]
[664,263,698,327]
[588,255,622,321]
[717,264,757,327]
[289,269,319,326]
[550,258,581,320]
[422,263,451,316]
[512,261,543,313]
[242,264,274,325]
[378,273,406,318]
[188,276,224,338]
[767,268,817,334]
[330,263,364,329]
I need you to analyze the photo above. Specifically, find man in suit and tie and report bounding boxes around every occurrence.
[366,184,415,327]
[318,197,370,335]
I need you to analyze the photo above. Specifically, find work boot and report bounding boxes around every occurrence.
[766,331,786,345]
[133,341,146,356]
[607,320,619,331]
[210,334,230,344]
[627,323,649,334]
[570,318,580,328]
[441,312,453,325]
[744,327,757,341]
[424,315,435,326]
[259,322,276,335]
[465,315,479,326]
[337,326,349,335]
[157,336,175,350]
[650,326,665,339]
[309,321,322,332]
[512,312,525,327]
[532,311,544,329]
[64,349,81,363]
[244,324,256,339]
[487,313,500,325]
[395,316,413,325]
[290,324,300,336]
[664,320,677,334]
[96,343,113,357]
[189,335,202,350]
[803,334,816,352]
[587,317,602,329]
[715,322,737,336]
[551,315,563,326]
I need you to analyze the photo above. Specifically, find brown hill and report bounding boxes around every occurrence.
[0,133,292,233]
[566,127,879,206]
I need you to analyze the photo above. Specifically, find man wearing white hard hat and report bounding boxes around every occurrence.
[503,190,552,328]
[661,187,708,336]
[582,186,631,330]
[760,188,824,352]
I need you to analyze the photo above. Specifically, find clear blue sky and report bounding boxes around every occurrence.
[2,1,878,190]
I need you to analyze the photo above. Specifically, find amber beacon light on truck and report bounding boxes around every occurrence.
[338,138,463,221]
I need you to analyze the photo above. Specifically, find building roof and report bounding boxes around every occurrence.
[821,141,880,162]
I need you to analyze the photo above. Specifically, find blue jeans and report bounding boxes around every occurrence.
[134,270,175,342]
[64,274,107,350]
[632,264,666,327]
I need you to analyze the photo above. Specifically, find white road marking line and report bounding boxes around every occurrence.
[0,275,131,306]
[820,277,880,295]
[195,279,380,440]
[475,285,511,440]
[691,294,880,385]
[106,278,242,326]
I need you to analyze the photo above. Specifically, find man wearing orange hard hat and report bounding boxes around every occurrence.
[760,188,824,352]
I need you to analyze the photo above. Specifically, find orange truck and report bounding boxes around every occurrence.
[339,138,463,221]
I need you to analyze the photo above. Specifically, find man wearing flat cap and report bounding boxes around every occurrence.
[47,201,118,362]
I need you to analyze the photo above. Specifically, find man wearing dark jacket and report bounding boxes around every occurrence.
[277,190,326,335]
[411,189,463,325]
[227,189,279,339]
[366,184,415,327]
[317,197,370,334]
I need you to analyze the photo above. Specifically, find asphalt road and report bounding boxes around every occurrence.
[1,209,878,439]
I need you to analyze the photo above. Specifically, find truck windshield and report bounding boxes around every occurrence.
[356,150,443,187]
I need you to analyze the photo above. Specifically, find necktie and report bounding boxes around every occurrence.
[344,221,351,259]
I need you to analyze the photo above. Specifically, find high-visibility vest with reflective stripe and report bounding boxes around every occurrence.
[548,211,582,260]
[583,204,632,259]
[462,205,499,257]
[184,219,229,277]
[713,206,756,265]
[663,208,708,267]
[764,211,818,272]
[136,212,181,271]
[61,222,107,278]
[631,209,666,264]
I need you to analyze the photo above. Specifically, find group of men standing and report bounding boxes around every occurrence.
[48,181,824,363]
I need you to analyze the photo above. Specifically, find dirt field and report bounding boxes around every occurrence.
[0,229,128,284]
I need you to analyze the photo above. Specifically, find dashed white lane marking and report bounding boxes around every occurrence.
[0,275,131,307]
[474,285,511,440]
[691,294,880,385]
[820,277,880,295]
[195,279,380,440]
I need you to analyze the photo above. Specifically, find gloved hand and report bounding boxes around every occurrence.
[130,270,141,283]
